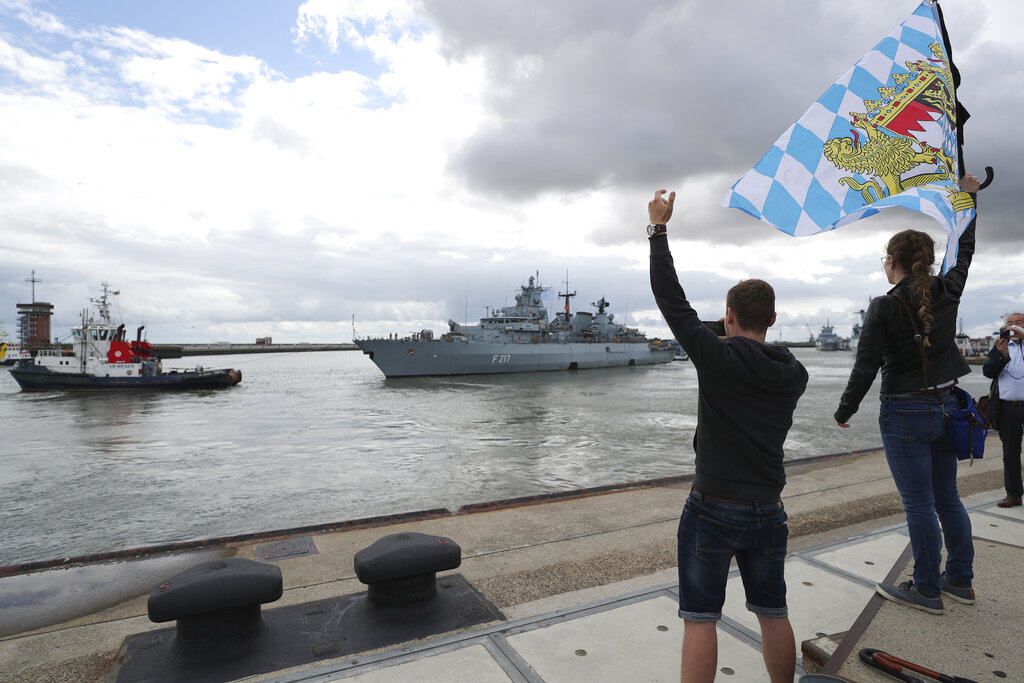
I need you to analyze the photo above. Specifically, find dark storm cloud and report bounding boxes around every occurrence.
[423,2,881,196]
[422,1,1020,246]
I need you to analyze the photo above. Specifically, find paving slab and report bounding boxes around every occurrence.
[805,531,909,584]
[505,596,685,682]
[969,510,1024,545]
[338,643,514,683]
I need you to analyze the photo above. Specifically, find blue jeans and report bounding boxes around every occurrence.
[677,491,789,622]
[878,394,974,596]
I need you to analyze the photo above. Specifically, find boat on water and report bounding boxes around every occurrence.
[815,321,841,351]
[8,283,242,392]
[671,340,688,361]
[849,309,866,353]
[355,273,675,377]
[0,322,32,365]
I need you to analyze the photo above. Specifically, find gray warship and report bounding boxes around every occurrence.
[815,320,841,351]
[355,273,675,377]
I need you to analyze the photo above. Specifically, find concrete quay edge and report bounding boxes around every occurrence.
[0,437,1009,682]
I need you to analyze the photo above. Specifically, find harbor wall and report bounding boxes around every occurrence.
[176,342,358,356]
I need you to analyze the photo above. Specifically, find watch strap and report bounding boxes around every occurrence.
[647,223,667,238]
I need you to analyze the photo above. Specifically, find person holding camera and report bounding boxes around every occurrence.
[834,172,982,615]
[648,189,808,683]
[983,312,1024,508]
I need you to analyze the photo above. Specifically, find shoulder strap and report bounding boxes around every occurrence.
[891,293,943,404]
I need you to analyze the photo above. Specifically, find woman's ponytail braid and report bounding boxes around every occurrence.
[887,229,935,345]
[909,232,935,346]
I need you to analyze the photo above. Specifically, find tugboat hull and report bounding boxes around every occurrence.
[10,364,241,391]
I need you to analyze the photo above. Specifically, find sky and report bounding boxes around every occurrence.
[0,0,1021,345]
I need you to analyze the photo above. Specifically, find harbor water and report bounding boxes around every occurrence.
[0,348,995,566]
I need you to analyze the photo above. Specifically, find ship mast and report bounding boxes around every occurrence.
[89,282,116,326]
[558,273,576,324]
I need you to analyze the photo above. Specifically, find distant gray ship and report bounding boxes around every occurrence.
[355,273,674,377]
[849,308,866,353]
[815,320,841,351]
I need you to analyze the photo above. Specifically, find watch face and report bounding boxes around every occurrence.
[647,224,658,236]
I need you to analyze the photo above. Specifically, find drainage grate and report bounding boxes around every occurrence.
[255,536,318,561]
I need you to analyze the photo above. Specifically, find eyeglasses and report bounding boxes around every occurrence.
[880,256,889,264]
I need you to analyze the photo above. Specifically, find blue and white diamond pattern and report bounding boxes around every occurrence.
[720,2,974,272]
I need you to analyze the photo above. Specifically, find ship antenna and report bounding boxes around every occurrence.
[558,271,576,323]
[90,282,116,325]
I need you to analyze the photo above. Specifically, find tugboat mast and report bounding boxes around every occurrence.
[88,281,117,326]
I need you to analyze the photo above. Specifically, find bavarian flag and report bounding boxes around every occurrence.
[719,2,974,273]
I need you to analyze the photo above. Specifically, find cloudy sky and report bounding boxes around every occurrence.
[0,0,1020,345]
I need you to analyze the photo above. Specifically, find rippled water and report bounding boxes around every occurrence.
[0,348,994,565]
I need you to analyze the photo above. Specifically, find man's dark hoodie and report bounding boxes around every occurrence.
[650,234,808,502]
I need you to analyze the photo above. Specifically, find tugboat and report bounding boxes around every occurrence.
[355,273,675,377]
[9,283,242,392]
[815,321,841,351]
[0,322,32,365]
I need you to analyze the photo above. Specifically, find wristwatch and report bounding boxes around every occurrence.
[647,223,667,237]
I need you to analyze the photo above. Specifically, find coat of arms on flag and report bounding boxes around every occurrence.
[720,1,974,272]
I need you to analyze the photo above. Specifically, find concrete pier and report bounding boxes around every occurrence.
[0,437,1019,682]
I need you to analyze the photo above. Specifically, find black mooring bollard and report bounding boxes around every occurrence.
[354,533,461,606]
[147,557,283,642]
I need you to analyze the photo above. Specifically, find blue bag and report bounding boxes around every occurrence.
[890,294,987,463]
[946,386,986,462]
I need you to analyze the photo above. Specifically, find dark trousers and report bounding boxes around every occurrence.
[998,401,1024,498]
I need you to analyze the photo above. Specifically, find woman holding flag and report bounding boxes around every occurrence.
[834,171,981,615]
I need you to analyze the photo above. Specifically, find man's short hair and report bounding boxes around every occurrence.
[727,279,775,332]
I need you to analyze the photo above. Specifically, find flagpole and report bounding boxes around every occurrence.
[933,2,968,179]
[934,4,994,193]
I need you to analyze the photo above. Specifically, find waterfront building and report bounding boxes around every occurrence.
[16,301,53,345]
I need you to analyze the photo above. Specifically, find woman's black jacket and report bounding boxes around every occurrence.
[834,214,976,424]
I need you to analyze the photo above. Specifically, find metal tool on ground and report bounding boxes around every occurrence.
[859,648,979,683]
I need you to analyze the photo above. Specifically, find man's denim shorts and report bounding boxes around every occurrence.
[677,490,789,622]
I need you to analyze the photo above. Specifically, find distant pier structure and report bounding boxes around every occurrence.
[178,342,356,356]
[17,271,53,345]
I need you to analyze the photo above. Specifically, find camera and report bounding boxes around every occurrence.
[1001,329,1012,339]
[702,320,726,336]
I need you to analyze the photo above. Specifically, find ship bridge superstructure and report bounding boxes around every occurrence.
[31,282,160,378]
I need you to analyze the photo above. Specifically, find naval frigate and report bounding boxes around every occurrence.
[815,320,842,351]
[355,273,674,377]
